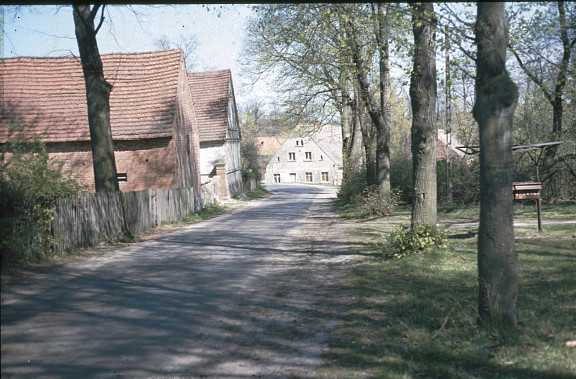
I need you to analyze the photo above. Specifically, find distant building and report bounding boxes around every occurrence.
[1,49,201,193]
[264,124,343,185]
[188,70,243,199]
[255,136,287,177]
[437,129,466,160]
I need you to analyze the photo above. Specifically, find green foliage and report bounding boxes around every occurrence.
[390,153,413,204]
[1,133,83,267]
[437,157,481,204]
[384,224,448,259]
[161,203,227,227]
[337,167,368,203]
[242,186,270,200]
[351,185,397,218]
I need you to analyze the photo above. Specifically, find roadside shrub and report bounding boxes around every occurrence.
[390,153,413,204]
[338,167,367,203]
[384,224,448,259]
[351,185,397,218]
[437,158,480,205]
[1,134,83,267]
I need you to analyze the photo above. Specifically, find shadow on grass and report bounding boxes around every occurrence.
[323,218,576,378]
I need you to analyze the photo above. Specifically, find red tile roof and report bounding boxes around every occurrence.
[188,70,231,143]
[1,49,185,143]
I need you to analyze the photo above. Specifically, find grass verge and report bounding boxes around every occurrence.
[240,186,271,200]
[160,202,227,227]
[320,201,576,378]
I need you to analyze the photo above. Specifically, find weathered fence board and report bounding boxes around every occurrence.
[156,187,196,225]
[52,186,215,254]
[122,189,155,235]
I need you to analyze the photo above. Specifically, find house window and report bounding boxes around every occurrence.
[305,152,312,160]
[320,155,324,161]
[274,174,281,183]
[305,172,313,182]
[288,152,296,161]
[295,140,300,146]
[321,172,329,182]
[290,173,297,182]
[277,157,280,162]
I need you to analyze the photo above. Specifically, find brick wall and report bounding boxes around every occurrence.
[45,138,177,193]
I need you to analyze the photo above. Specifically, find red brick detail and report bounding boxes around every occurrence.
[1,49,203,194]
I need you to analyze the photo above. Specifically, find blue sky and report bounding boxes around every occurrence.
[2,4,269,106]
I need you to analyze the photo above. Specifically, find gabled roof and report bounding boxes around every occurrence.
[256,136,286,156]
[308,124,343,165]
[1,49,185,143]
[437,129,466,158]
[188,69,232,143]
[291,124,343,165]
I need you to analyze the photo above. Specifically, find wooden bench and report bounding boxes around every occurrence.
[513,181,543,231]
[513,182,541,200]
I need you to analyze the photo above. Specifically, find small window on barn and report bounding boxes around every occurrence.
[288,152,296,161]
[277,156,280,162]
[305,172,313,182]
[320,155,324,161]
[305,152,312,160]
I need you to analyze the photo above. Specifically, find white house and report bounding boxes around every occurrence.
[264,124,343,185]
[188,69,243,199]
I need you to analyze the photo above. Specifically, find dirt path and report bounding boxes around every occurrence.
[1,184,358,378]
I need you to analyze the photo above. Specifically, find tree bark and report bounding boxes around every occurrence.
[73,4,119,193]
[340,4,391,194]
[473,2,519,339]
[375,3,391,196]
[409,2,437,230]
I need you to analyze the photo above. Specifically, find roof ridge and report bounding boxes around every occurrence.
[1,49,183,62]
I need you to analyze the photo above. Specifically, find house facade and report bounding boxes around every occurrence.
[264,124,343,185]
[188,70,243,199]
[1,49,201,193]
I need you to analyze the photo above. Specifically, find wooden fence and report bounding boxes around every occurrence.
[52,185,215,254]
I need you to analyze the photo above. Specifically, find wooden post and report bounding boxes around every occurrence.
[536,198,543,232]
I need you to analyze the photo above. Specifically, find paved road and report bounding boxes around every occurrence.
[1,184,355,378]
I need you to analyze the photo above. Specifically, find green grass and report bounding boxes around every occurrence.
[241,186,271,200]
[160,202,227,227]
[321,201,576,378]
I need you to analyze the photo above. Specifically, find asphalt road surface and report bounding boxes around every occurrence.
[1,184,355,378]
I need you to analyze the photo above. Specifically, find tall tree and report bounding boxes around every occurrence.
[409,2,437,229]
[73,4,119,192]
[339,3,392,194]
[241,4,404,192]
[508,1,575,139]
[155,34,199,71]
[473,2,519,339]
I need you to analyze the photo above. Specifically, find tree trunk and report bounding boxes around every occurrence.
[409,2,437,230]
[445,27,454,205]
[73,5,119,193]
[341,4,391,194]
[354,93,377,187]
[473,2,519,339]
[376,3,391,196]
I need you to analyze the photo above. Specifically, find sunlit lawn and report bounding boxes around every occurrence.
[321,200,576,378]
